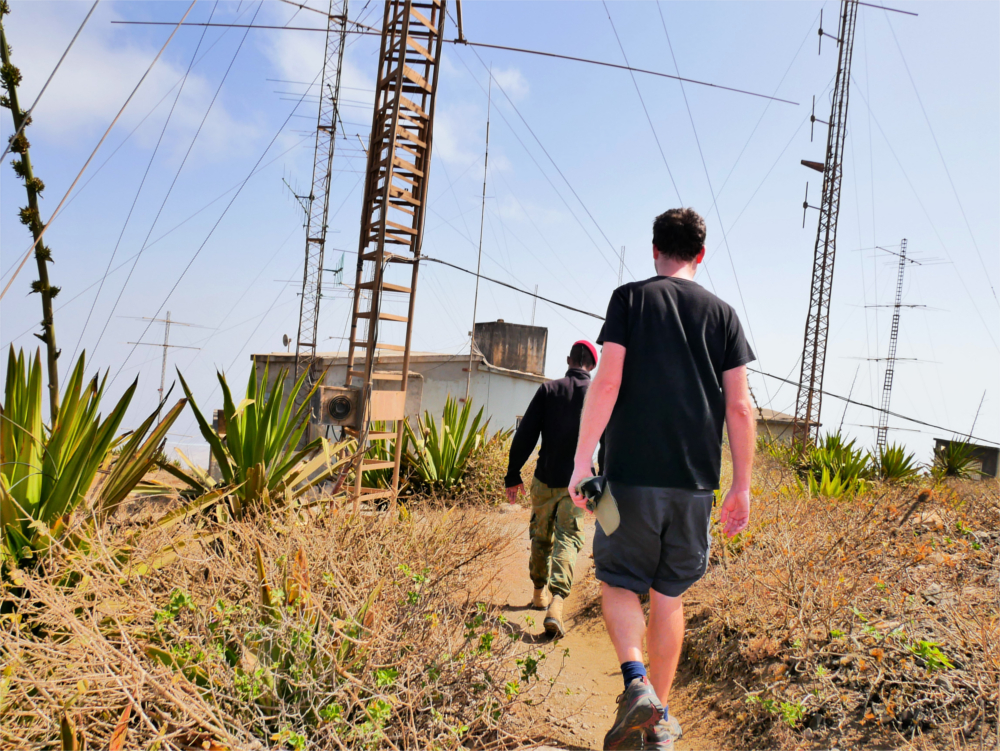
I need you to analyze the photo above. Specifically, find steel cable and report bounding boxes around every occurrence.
[92,1,265,363]
[71,2,219,364]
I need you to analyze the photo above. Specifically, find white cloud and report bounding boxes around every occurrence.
[433,103,485,166]
[2,2,258,161]
[491,66,528,101]
[260,10,375,107]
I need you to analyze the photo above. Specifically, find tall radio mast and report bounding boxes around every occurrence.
[792,0,860,445]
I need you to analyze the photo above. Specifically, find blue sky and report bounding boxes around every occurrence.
[2,0,998,463]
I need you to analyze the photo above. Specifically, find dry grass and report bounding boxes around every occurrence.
[683,454,999,750]
[1,503,553,750]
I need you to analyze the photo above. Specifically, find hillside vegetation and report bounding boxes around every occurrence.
[682,452,998,750]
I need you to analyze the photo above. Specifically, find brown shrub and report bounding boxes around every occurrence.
[683,454,999,749]
[1,505,552,750]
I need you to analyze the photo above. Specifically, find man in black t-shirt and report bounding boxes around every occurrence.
[569,208,756,749]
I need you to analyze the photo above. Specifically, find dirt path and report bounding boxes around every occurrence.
[484,505,730,750]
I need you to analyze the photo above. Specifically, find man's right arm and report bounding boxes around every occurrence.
[720,365,754,537]
[569,342,625,507]
[504,387,544,496]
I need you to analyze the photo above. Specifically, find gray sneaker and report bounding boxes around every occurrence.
[603,676,664,750]
[646,712,682,748]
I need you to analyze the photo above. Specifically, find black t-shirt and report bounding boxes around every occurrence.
[596,275,755,490]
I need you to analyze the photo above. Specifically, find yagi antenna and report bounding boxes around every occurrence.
[809,95,829,142]
[801,182,821,228]
[817,9,842,55]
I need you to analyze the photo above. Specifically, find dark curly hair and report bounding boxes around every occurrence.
[652,208,706,262]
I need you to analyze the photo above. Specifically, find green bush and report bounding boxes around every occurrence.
[1,347,185,575]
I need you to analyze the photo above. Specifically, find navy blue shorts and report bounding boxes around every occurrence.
[593,483,714,598]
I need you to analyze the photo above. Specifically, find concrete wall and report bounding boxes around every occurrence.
[474,321,547,376]
[758,420,796,444]
[251,353,544,436]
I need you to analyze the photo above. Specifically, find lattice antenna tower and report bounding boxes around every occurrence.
[124,312,202,403]
[874,239,924,451]
[341,0,446,510]
[293,0,350,386]
[792,0,860,446]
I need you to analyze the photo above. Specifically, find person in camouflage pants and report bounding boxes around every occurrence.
[528,478,585,610]
[505,341,602,637]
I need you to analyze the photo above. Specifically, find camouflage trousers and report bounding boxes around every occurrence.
[529,477,585,599]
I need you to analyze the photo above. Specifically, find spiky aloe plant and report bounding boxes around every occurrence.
[403,396,490,490]
[932,439,982,479]
[874,443,922,483]
[0,347,186,574]
[169,365,351,519]
[802,433,872,483]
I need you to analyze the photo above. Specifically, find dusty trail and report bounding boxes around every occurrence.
[483,504,731,751]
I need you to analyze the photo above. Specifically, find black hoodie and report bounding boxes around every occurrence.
[504,368,603,489]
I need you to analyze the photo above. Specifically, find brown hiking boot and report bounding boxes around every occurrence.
[543,594,566,637]
[531,587,551,609]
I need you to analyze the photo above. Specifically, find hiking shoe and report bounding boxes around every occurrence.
[602,676,664,750]
[531,587,551,609]
[543,594,566,637]
[646,712,682,748]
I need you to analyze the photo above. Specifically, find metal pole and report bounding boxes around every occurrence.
[466,70,492,402]
[531,284,538,325]
[159,311,172,402]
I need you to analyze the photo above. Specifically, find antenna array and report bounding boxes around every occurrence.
[792,0,860,446]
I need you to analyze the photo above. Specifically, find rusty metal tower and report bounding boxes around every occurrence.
[792,0,859,446]
[342,0,446,509]
[293,0,349,386]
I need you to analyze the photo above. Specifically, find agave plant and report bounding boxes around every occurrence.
[403,396,490,490]
[0,347,186,574]
[795,432,873,498]
[874,443,922,482]
[167,365,351,519]
[803,433,872,483]
[807,465,851,498]
[932,439,982,479]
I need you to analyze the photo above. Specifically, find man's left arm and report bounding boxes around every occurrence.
[719,365,755,537]
[569,343,625,507]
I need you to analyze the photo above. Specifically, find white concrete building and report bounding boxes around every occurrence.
[252,321,550,436]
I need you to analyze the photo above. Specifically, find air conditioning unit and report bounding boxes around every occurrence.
[319,386,362,428]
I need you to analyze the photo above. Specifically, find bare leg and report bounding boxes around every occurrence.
[601,583,646,664]
[647,591,684,706]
